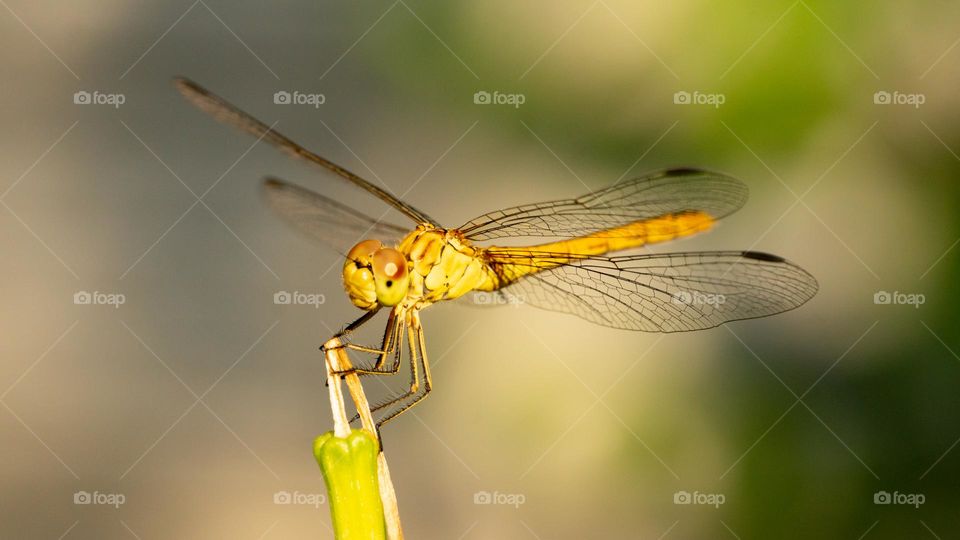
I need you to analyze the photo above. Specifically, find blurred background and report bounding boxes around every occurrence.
[1,1,958,538]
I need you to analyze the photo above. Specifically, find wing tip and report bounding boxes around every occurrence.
[661,167,750,207]
[742,252,820,310]
[740,250,819,292]
[660,166,747,187]
[172,76,198,95]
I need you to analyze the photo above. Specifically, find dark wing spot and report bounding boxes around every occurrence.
[741,251,786,263]
[663,167,704,177]
[385,280,393,287]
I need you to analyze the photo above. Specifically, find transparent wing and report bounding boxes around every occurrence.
[458,168,748,241]
[175,77,437,226]
[473,250,817,332]
[262,177,410,254]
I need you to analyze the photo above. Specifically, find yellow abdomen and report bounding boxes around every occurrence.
[477,210,715,289]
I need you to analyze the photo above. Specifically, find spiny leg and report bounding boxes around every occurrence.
[372,311,433,429]
[350,314,420,426]
[335,310,407,376]
[416,316,433,391]
[406,323,420,392]
[351,313,406,375]
[323,307,390,357]
[375,321,432,428]
[377,323,432,427]
[364,316,420,417]
[329,307,380,341]
[348,320,408,425]
[372,311,402,371]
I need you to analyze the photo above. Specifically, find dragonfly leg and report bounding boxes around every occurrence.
[332,310,406,376]
[322,308,381,354]
[345,315,406,376]
[334,307,381,339]
[368,312,433,429]
[372,311,402,371]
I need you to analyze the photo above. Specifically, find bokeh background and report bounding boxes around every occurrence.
[2,1,959,538]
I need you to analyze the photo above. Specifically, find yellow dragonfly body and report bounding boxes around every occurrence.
[177,78,818,428]
[346,209,715,311]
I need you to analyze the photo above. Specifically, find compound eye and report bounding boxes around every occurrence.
[372,248,407,283]
[371,248,409,306]
[347,239,383,263]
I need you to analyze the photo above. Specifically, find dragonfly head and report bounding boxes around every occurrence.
[343,239,410,310]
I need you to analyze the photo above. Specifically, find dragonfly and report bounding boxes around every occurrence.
[176,78,818,429]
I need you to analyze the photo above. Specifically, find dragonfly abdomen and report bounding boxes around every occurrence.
[481,210,716,286]
[551,210,715,253]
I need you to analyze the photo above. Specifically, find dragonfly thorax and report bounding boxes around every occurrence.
[397,228,496,306]
[342,239,410,310]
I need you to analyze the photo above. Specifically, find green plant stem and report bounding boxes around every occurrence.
[314,429,386,540]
